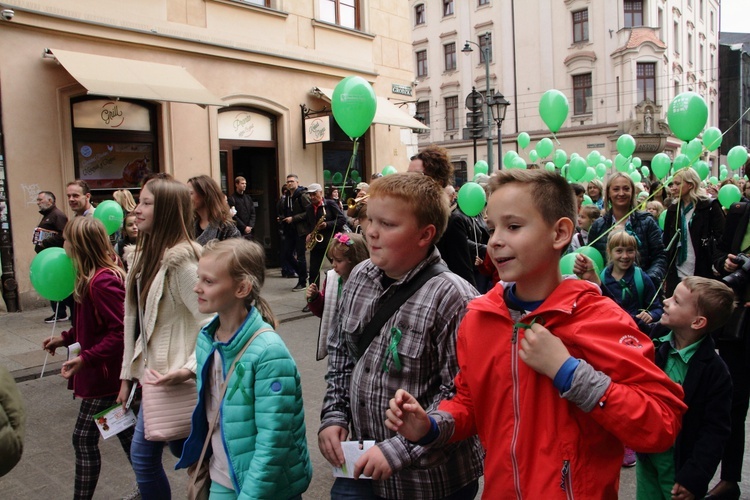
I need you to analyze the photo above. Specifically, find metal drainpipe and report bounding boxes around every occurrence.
[0,94,19,312]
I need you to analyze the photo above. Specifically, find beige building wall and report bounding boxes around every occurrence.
[410,0,720,180]
[0,0,421,307]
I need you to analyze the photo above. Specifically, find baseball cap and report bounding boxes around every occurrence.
[356,182,369,191]
[307,183,323,193]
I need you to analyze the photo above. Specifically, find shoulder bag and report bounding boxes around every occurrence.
[187,327,273,500]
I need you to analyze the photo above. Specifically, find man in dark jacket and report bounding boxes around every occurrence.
[305,183,346,287]
[227,176,256,240]
[34,191,72,323]
[281,174,311,291]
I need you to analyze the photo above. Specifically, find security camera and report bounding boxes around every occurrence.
[1,9,14,21]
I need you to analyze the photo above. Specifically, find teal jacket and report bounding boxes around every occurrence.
[176,308,311,499]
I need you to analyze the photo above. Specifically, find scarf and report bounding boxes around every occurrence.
[677,202,693,266]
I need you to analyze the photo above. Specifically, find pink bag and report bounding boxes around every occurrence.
[140,369,197,441]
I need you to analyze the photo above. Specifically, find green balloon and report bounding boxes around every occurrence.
[331,76,377,138]
[616,134,636,158]
[323,169,332,181]
[511,156,528,169]
[719,170,727,181]
[673,154,691,172]
[559,253,578,275]
[693,161,710,181]
[702,127,723,152]
[457,182,487,217]
[583,166,597,182]
[94,200,125,236]
[351,170,361,181]
[569,157,587,181]
[728,145,749,171]
[630,171,642,183]
[586,151,601,167]
[641,166,650,178]
[667,92,708,141]
[718,184,742,209]
[652,153,672,179]
[527,150,538,163]
[709,176,719,185]
[536,138,554,159]
[332,172,343,184]
[553,149,568,168]
[582,194,594,206]
[658,210,667,230]
[595,163,607,178]
[504,150,519,168]
[631,157,642,169]
[381,165,397,176]
[474,160,489,175]
[545,162,556,172]
[517,132,531,149]
[683,138,703,163]
[615,154,630,172]
[30,247,76,301]
[576,246,604,273]
[604,159,613,169]
[539,90,569,133]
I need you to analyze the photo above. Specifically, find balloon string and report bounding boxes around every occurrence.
[40,302,61,378]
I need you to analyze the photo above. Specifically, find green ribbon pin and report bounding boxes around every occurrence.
[228,363,252,404]
[382,327,402,373]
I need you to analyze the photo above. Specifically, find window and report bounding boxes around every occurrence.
[658,8,664,40]
[479,34,493,63]
[444,43,456,71]
[416,101,430,128]
[674,80,680,98]
[688,33,693,64]
[416,50,428,77]
[700,44,704,72]
[572,9,589,43]
[710,53,715,80]
[573,73,592,115]
[443,0,453,17]
[445,96,458,130]
[674,21,680,54]
[415,4,425,25]
[710,10,714,32]
[241,0,270,5]
[699,0,704,19]
[478,0,489,5]
[320,0,359,30]
[624,1,643,28]
[637,63,656,103]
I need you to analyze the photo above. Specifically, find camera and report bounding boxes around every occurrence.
[723,253,750,293]
[1,9,14,21]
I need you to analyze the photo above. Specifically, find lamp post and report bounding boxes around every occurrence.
[462,32,493,171]
[488,91,511,171]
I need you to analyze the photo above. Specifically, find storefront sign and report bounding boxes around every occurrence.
[392,84,412,96]
[305,116,331,144]
[218,110,273,141]
[73,100,151,131]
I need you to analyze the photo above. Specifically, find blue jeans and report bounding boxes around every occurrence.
[331,477,479,500]
[130,406,185,500]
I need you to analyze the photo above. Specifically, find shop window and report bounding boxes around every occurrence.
[71,97,158,196]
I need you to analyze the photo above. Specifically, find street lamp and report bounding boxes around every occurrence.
[462,32,493,171]
[488,91,511,171]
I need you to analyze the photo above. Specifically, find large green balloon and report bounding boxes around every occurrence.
[553,149,568,168]
[30,247,76,301]
[652,153,672,179]
[536,138,554,159]
[692,161,710,181]
[702,127,723,152]
[582,167,597,182]
[457,182,487,217]
[539,90,569,133]
[559,253,578,275]
[381,165,397,176]
[667,92,708,141]
[718,184,741,209]
[474,160,489,175]
[673,154,690,172]
[331,76,377,138]
[504,150,519,168]
[94,200,124,236]
[616,134,636,158]
[615,154,630,172]
[586,151,601,167]
[727,145,749,171]
[595,163,607,178]
[517,132,531,149]
[576,246,604,273]
[569,157,587,181]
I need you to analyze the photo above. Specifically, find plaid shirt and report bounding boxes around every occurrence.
[320,247,484,499]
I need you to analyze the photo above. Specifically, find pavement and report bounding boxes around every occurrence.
[0,268,749,498]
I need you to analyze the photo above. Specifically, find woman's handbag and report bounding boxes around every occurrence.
[187,327,272,500]
[136,279,197,442]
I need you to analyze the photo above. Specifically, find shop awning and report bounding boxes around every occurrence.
[47,48,224,107]
[312,87,428,131]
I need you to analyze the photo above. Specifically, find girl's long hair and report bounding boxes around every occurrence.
[188,175,233,226]
[605,230,640,268]
[127,178,196,307]
[63,217,125,302]
[202,238,278,329]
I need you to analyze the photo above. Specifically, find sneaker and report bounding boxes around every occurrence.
[622,447,636,468]
[121,484,141,500]
[292,284,306,292]
[302,305,310,313]
[44,314,69,324]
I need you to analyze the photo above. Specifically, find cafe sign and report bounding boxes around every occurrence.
[305,116,331,144]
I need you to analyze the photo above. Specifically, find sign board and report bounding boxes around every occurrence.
[218,110,273,141]
[392,84,413,97]
[305,116,331,144]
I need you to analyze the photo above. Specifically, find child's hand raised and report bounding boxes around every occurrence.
[385,389,431,442]
[518,323,571,380]
[573,253,601,284]
[306,283,319,301]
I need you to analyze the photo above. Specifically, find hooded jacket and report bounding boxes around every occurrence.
[176,309,312,499]
[0,366,24,477]
[433,279,686,499]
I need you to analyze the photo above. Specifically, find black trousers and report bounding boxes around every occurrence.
[717,329,750,482]
[293,233,308,287]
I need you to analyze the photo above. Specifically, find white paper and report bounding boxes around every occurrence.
[332,440,376,479]
[93,404,137,440]
[67,342,81,360]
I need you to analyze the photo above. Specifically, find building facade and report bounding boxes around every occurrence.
[718,32,750,158]
[0,0,425,309]
[410,0,720,183]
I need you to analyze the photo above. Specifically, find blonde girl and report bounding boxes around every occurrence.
[306,232,369,359]
[176,238,312,499]
[43,217,132,500]
[117,177,213,499]
[646,201,665,220]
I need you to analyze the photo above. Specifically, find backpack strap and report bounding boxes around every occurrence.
[633,267,645,306]
[354,262,449,360]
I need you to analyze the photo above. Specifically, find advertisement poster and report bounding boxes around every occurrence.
[76,141,153,189]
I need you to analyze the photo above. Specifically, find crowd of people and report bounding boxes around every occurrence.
[2,145,748,500]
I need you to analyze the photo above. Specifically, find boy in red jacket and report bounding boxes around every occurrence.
[386,169,687,499]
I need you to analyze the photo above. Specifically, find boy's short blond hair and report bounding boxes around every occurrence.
[368,173,450,243]
[680,276,736,331]
[489,170,576,226]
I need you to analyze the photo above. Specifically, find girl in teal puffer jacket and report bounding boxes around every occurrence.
[177,239,311,499]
